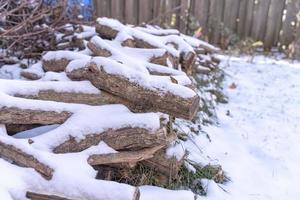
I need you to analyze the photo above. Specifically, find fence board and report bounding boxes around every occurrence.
[280,0,300,46]
[223,0,240,34]
[264,0,286,48]
[208,0,225,44]
[251,0,271,41]
[124,0,138,25]
[138,0,154,24]
[236,0,247,37]
[179,0,190,34]
[192,0,210,36]
[111,0,124,22]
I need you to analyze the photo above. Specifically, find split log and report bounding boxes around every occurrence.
[142,148,185,178]
[67,61,200,120]
[87,36,171,68]
[26,192,73,200]
[27,190,141,200]
[0,140,54,180]
[53,127,175,153]
[0,107,71,125]
[88,145,164,166]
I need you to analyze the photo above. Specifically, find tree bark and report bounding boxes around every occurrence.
[53,127,175,153]
[88,145,164,166]
[0,107,71,125]
[67,63,200,120]
[0,140,54,180]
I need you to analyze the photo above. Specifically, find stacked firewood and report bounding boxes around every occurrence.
[0,17,220,200]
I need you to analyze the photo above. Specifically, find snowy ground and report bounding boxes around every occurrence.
[191,55,300,200]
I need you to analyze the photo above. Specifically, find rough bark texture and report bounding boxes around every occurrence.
[42,58,70,72]
[15,90,130,107]
[87,42,112,57]
[53,127,175,153]
[95,24,118,39]
[142,148,185,178]
[21,71,42,80]
[180,51,196,74]
[0,107,71,125]
[88,39,170,69]
[88,145,164,166]
[67,64,200,120]
[0,141,54,180]
[26,192,73,200]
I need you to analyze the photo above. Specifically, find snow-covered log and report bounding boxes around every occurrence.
[0,139,54,180]
[42,51,91,72]
[0,107,71,125]
[95,18,196,72]
[143,148,185,178]
[53,127,174,153]
[66,58,200,120]
[88,145,163,166]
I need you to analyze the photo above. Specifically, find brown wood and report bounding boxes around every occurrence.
[251,0,271,41]
[111,0,124,22]
[53,127,175,153]
[124,0,138,25]
[0,140,54,180]
[88,145,164,166]
[42,59,70,72]
[0,107,71,125]
[192,0,209,36]
[67,62,200,120]
[208,0,225,44]
[143,148,185,178]
[138,0,153,24]
[223,0,240,34]
[236,0,247,37]
[21,71,42,80]
[26,192,73,200]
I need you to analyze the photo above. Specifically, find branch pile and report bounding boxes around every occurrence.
[0,16,220,199]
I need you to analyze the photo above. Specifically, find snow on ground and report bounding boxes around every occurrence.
[190,55,300,200]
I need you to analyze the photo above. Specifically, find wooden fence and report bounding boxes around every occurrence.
[93,0,300,49]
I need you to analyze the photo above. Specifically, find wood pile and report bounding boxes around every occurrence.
[0,17,220,200]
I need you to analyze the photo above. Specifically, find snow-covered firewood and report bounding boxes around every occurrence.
[42,51,91,72]
[53,127,174,154]
[0,138,54,180]
[87,145,163,166]
[95,18,196,72]
[66,57,200,120]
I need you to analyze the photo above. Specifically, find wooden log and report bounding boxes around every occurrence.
[42,58,70,72]
[26,192,73,200]
[0,107,71,125]
[0,140,54,180]
[67,61,200,120]
[142,148,185,178]
[42,51,90,72]
[88,145,164,166]
[21,71,42,80]
[5,124,41,135]
[87,37,171,68]
[53,127,175,153]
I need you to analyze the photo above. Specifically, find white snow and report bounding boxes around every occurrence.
[66,56,196,98]
[186,55,300,200]
[43,51,91,61]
